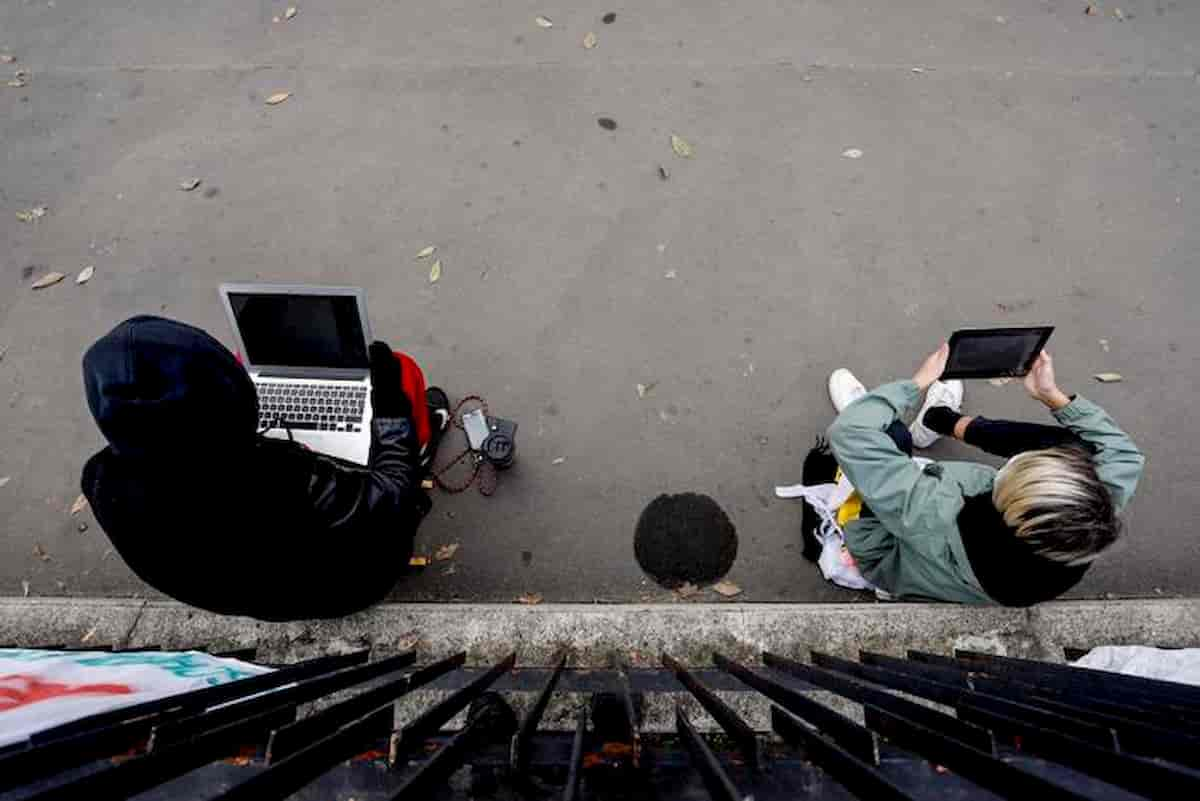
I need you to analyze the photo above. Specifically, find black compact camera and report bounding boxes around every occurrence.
[463,409,518,470]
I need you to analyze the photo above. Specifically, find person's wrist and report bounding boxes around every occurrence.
[1042,389,1071,411]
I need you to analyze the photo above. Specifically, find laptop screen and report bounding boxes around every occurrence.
[228,292,368,369]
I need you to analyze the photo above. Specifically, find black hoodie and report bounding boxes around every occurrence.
[81,316,428,620]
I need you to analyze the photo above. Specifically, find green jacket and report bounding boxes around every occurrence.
[827,381,1144,604]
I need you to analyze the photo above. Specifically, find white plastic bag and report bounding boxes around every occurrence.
[776,478,876,591]
[0,648,272,747]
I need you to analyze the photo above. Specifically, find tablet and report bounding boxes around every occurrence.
[943,327,1054,379]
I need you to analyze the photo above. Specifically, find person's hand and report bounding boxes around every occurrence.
[369,341,411,419]
[1023,350,1071,410]
[912,343,950,391]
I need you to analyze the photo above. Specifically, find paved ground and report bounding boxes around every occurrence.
[3,1,1199,604]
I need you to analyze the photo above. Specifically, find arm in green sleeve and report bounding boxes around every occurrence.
[1052,396,1145,512]
[826,380,946,537]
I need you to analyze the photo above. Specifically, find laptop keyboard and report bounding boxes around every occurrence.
[256,381,367,433]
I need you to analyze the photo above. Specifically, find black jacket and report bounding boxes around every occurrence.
[81,316,429,621]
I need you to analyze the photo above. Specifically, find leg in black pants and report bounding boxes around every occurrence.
[923,407,1082,458]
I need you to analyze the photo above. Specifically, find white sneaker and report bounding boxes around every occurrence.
[910,380,964,448]
[828,369,867,413]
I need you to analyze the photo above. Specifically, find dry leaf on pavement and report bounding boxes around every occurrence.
[0,477,11,489]
[70,494,88,516]
[552,457,566,465]
[842,148,864,159]
[415,245,436,259]
[31,272,66,290]
[534,16,554,28]
[81,625,98,644]
[76,266,95,285]
[179,178,202,191]
[16,206,47,222]
[285,6,298,20]
[1094,372,1123,383]
[712,580,743,597]
[516,592,544,605]
[33,544,51,562]
[22,580,30,597]
[429,259,442,283]
[987,377,1012,387]
[434,543,460,561]
[636,382,657,398]
[442,564,458,576]
[265,92,291,105]
[583,31,598,49]
[1099,338,1110,352]
[670,134,693,158]
[6,78,25,88]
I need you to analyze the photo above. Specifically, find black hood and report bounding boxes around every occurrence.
[83,316,257,460]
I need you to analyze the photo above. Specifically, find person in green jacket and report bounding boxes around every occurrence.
[814,344,1144,605]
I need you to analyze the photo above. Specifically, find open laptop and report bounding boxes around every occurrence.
[219,283,374,465]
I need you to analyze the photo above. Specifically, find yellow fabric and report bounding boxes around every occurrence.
[835,467,864,527]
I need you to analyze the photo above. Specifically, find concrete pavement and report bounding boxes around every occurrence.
[2,2,1199,603]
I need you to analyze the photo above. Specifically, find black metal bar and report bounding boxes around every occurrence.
[864,705,1093,801]
[954,649,1200,713]
[762,651,996,755]
[388,714,490,800]
[25,704,294,801]
[960,701,1200,799]
[664,652,760,771]
[958,690,1119,750]
[512,651,568,776]
[676,707,746,801]
[0,716,155,794]
[267,651,465,763]
[811,650,965,707]
[152,650,416,749]
[562,704,587,801]
[616,660,643,767]
[389,652,517,764]
[771,706,920,801]
[213,647,259,661]
[31,649,368,746]
[860,650,974,688]
[713,651,877,765]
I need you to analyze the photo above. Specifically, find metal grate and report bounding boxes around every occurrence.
[2,646,1198,800]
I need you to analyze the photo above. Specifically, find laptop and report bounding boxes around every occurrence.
[219,283,374,465]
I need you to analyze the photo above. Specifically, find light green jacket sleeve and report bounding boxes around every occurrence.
[825,380,944,537]
[1053,396,1145,512]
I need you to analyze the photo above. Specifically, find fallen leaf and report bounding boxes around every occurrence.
[1113,7,1125,20]
[285,6,298,20]
[664,269,677,279]
[516,592,543,605]
[76,265,95,285]
[636,382,657,398]
[16,206,46,222]
[70,494,88,516]
[429,259,442,283]
[603,12,617,24]
[670,134,693,158]
[674,582,700,599]
[911,66,925,74]
[0,476,10,488]
[442,564,458,576]
[658,165,669,180]
[31,272,66,290]
[583,31,598,49]
[1085,4,1098,15]
[597,117,617,131]
[81,625,98,644]
[6,78,25,88]
[265,91,291,105]
[409,556,429,567]
[552,457,566,465]
[179,178,202,191]
[33,543,51,562]
[1098,338,1110,352]
[22,580,30,597]
[534,16,554,28]
[434,543,460,561]
[987,377,1012,387]
[415,245,436,259]
[1093,372,1123,383]
[842,148,864,159]
[0,55,15,64]
[712,580,743,597]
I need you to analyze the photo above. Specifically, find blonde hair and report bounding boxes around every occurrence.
[992,446,1119,565]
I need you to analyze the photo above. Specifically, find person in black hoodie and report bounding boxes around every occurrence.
[81,315,439,620]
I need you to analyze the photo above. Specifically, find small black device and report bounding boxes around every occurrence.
[942,326,1055,380]
[462,409,518,470]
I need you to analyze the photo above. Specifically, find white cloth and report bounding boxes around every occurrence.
[1071,646,1200,687]
[0,649,273,747]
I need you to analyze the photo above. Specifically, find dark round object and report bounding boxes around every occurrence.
[634,493,737,589]
[602,12,617,24]
[483,433,515,469]
[597,117,618,131]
